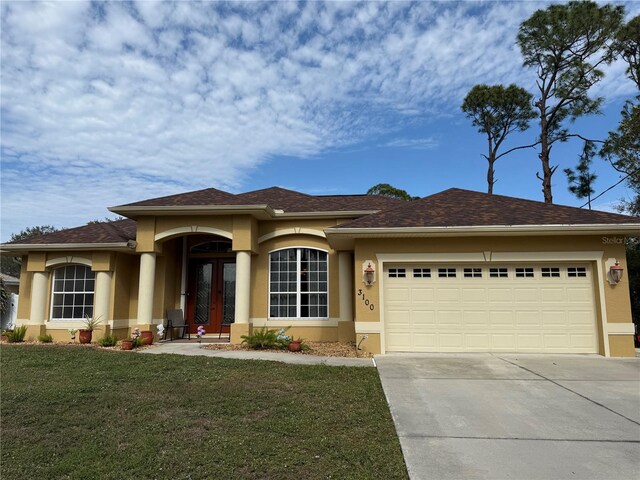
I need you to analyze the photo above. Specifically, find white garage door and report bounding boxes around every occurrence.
[383,263,598,353]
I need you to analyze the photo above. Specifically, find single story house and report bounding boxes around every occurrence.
[2,186,638,356]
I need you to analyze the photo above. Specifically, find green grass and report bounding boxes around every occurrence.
[0,345,407,479]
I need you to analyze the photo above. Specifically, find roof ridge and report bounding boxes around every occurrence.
[238,186,314,197]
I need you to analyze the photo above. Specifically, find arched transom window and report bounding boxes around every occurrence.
[51,265,95,320]
[269,248,328,319]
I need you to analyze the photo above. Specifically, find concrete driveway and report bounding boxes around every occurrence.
[376,353,640,480]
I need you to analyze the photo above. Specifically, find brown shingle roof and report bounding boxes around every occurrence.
[119,188,242,207]
[236,187,406,212]
[335,188,639,229]
[115,186,406,212]
[6,219,137,245]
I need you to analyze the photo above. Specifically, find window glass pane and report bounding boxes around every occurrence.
[269,248,328,319]
[51,266,95,320]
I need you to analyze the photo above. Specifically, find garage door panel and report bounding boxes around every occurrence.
[386,288,409,302]
[437,310,462,326]
[462,288,486,302]
[435,288,460,302]
[567,287,593,303]
[514,288,538,303]
[541,288,565,302]
[439,333,464,348]
[491,334,516,349]
[490,311,515,326]
[516,310,542,327]
[384,263,597,353]
[488,288,512,302]
[413,333,437,349]
[570,334,597,349]
[411,288,435,302]
[517,334,543,349]
[542,311,567,327]
[465,334,490,349]
[567,311,594,326]
[411,309,436,325]
[463,310,489,325]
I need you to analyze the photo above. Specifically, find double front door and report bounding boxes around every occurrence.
[187,259,236,334]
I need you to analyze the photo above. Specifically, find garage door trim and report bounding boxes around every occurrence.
[376,251,609,356]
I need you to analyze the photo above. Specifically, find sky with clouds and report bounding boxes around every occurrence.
[1,1,638,241]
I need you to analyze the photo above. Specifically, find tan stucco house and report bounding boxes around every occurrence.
[2,186,638,356]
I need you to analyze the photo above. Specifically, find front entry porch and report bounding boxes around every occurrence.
[187,257,236,336]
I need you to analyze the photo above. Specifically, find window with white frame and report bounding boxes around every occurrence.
[515,267,534,278]
[438,268,456,278]
[489,267,508,278]
[541,267,560,278]
[413,268,430,278]
[464,268,482,278]
[51,265,95,320]
[567,267,587,277]
[269,248,328,319]
[388,268,406,278]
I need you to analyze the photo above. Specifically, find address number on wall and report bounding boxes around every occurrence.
[357,289,375,311]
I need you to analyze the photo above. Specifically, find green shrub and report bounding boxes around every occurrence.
[241,327,291,350]
[98,335,117,347]
[38,334,53,343]
[6,325,28,343]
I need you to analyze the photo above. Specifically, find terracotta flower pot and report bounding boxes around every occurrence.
[140,330,154,345]
[78,329,93,344]
[288,341,302,352]
[121,340,133,351]
[0,335,8,342]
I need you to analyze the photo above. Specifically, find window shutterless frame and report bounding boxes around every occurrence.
[49,265,95,321]
[268,246,329,320]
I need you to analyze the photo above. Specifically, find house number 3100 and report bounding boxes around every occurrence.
[357,289,375,310]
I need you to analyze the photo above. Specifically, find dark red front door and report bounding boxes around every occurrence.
[187,259,236,334]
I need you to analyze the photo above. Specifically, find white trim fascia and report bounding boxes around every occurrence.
[377,253,485,263]
[45,256,92,268]
[326,224,640,237]
[607,323,635,335]
[274,210,379,219]
[258,228,326,244]
[594,256,610,357]
[109,204,274,217]
[354,322,382,334]
[1,243,130,252]
[375,250,611,356]
[251,318,339,327]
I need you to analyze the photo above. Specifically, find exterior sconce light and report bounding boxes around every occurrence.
[609,261,624,285]
[362,261,376,286]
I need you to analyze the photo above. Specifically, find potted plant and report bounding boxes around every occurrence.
[288,338,303,352]
[121,339,133,350]
[79,315,102,344]
[67,328,78,343]
[140,330,154,345]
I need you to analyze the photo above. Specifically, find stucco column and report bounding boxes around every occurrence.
[339,252,353,322]
[29,271,49,325]
[94,271,112,324]
[234,251,251,324]
[338,251,355,342]
[137,253,156,325]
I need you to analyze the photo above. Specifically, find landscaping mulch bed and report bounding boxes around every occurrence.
[202,341,373,358]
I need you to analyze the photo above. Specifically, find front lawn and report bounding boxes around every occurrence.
[0,345,407,479]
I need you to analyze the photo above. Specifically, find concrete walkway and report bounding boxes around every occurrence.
[376,353,640,480]
[139,341,373,367]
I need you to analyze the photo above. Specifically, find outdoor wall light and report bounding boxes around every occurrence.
[609,261,624,284]
[363,261,376,286]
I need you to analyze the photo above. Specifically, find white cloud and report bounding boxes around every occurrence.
[1,1,637,239]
